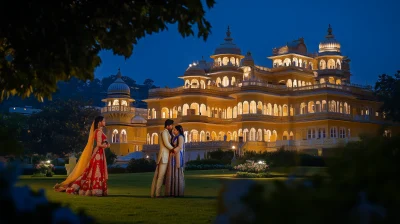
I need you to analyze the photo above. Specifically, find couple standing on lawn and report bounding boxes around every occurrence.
[150,119,186,198]
[53,116,185,198]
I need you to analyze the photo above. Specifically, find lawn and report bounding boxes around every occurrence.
[17,167,325,224]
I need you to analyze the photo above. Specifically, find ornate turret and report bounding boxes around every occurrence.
[213,26,242,55]
[101,69,147,156]
[181,57,211,89]
[107,69,131,97]
[184,57,209,76]
[210,26,244,68]
[318,24,341,55]
[315,25,348,84]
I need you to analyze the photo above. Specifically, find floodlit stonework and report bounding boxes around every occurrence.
[101,69,147,156]
[141,25,397,159]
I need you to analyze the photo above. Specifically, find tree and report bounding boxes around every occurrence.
[105,148,117,166]
[143,79,155,88]
[0,0,216,102]
[374,71,400,122]
[0,113,27,156]
[25,100,100,155]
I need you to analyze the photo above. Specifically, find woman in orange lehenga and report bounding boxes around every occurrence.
[54,116,110,196]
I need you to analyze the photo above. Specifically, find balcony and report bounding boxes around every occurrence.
[142,137,360,152]
[293,112,353,122]
[146,112,381,126]
[271,137,359,148]
[148,82,373,99]
[146,115,234,126]
[269,65,314,73]
[101,106,136,113]
[317,69,344,76]
[236,114,291,122]
[143,141,238,152]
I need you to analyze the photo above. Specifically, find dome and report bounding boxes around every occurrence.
[107,69,130,97]
[318,25,341,54]
[184,58,208,76]
[214,26,241,55]
[131,115,147,124]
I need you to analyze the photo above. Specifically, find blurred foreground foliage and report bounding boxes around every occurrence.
[217,135,400,224]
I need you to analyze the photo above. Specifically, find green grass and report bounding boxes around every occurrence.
[17,168,324,224]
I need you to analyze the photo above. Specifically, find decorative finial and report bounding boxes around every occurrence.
[116,68,122,78]
[327,24,333,37]
[226,26,231,37]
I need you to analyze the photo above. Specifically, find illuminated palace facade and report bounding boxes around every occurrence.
[101,70,148,156]
[142,25,393,158]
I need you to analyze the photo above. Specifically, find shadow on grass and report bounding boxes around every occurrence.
[107,195,217,199]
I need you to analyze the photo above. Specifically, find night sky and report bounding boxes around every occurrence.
[94,0,399,88]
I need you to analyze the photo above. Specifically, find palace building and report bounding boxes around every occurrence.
[101,69,148,156]
[140,25,394,159]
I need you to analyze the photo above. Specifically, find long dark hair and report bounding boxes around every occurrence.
[174,125,184,137]
[94,116,104,130]
[174,125,185,145]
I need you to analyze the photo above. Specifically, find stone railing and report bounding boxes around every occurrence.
[146,112,377,126]
[143,141,238,152]
[148,82,373,98]
[142,137,359,152]
[254,65,272,72]
[268,137,359,148]
[269,65,314,73]
[101,106,136,113]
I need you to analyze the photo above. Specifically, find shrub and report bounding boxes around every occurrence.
[0,162,94,223]
[235,172,270,178]
[108,167,127,174]
[234,160,269,173]
[185,159,232,170]
[186,159,223,166]
[242,149,326,167]
[126,158,156,173]
[185,164,231,170]
[207,149,234,165]
[53,167,67,175]
[105,148,117,165]
[33,161,54,177]
[299,154,325,167]
[215,135,400,223]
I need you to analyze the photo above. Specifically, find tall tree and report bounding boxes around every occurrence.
[25,100,100,155]
[0,113,27,156]
[0,0,215,102]
[374,71,400,122]
[143,79,155,88]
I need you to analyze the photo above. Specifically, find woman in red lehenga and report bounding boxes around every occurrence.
[54,116,110,196]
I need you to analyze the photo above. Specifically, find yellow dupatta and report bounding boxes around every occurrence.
[54,122,96,190]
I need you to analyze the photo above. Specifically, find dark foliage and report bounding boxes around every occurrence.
[126,158,156,173]
[0,0,215,101]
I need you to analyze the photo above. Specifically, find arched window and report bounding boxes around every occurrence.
[121,129,127,143]
[112,129,119,143]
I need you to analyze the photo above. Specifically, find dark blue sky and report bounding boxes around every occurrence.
[95,0,399,88]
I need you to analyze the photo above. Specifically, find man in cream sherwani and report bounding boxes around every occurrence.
[151,119,174,198]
